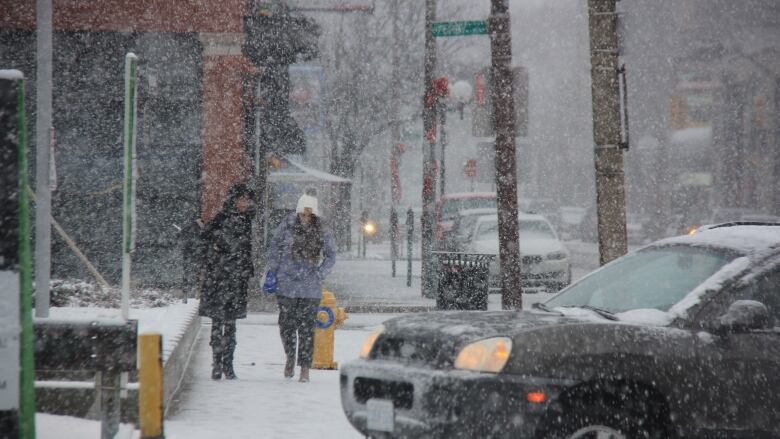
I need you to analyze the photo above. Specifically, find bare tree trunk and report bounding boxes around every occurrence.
[331,150,357,251]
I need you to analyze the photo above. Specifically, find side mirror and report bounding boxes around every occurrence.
[707,300,772,335]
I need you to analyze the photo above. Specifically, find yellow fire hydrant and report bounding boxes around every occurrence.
[312,290,348,370]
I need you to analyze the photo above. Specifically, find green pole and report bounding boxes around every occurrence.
[18,78,36,439]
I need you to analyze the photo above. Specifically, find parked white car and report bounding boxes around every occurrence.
[465,212,571,292]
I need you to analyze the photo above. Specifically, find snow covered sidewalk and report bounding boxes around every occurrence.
[165,312,392,439]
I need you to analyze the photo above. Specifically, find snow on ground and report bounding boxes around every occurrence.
[165,313,390,439]
[37,413,139,439]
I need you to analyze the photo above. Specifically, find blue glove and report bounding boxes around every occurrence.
[263,270,278,294]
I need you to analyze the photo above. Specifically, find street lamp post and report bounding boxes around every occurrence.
[450,80,473,121]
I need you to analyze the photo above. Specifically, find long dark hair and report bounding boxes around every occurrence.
[292,214,324,264]
[206,182,255,234]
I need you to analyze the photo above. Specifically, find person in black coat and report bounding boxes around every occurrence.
[198,183,256,380]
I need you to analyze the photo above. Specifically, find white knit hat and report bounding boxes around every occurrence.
[296,194,319,216]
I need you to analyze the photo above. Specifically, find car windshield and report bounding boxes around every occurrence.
[474,219,556,240]
[440,198,497,220]
[544,245,738,313]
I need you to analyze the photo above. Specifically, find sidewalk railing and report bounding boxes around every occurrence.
[34,319,137,439]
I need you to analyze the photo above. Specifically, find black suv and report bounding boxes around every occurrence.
[340,224,780,438]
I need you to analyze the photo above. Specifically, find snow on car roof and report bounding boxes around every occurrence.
[653,225,780,255]
[440,191,496,200]
[473,211,548,223]
[457,207,497,215]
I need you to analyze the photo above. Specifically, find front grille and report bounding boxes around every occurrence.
[521,255,543,265]
[371,336,447,367]
[354,377,414,410]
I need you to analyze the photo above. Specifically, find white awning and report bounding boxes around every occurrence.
[268,156,351,184]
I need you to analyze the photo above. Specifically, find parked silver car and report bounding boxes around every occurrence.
[464,212,571,292]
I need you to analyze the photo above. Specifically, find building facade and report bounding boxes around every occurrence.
[1,0,253,286]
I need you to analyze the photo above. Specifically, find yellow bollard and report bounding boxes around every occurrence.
[139,333,164,439]
[312,290,348,370]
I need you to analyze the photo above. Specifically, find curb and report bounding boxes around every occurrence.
[162,305,201,417]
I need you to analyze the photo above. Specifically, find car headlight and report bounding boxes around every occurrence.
[547,251,567,260]
[454,337,512,373]
[359,325,384,359]
[363,221,377,236]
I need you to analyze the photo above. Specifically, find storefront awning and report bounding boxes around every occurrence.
[267,156,351,183]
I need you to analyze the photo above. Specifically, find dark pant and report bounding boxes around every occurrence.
[277,296,319,368]
[210,319,237,368]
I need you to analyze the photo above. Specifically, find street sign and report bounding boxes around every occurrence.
[431,20,487,37]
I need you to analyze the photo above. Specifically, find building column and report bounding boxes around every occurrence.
[199,32,252,221]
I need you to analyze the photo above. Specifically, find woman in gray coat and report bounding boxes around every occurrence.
[266,193,336,382]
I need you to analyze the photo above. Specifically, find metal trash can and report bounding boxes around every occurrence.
[433,252,495,311]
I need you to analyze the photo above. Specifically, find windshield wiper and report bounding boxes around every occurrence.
[531,302,564,315]
[569,305,619,321]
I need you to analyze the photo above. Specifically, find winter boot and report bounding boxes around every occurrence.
[299,366,310,383]
[284,357,295,379]
[211,352,222,380]
[222,350,237,380]
[223,362,237,380]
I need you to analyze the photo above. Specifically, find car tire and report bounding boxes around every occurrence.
[541,389,672,439]
[559,408,630,439]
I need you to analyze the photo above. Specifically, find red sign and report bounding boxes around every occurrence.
[432,76,449,97]
[475,73,486,105]
[463,159,477,177]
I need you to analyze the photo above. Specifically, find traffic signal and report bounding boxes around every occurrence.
[243,10,320,67]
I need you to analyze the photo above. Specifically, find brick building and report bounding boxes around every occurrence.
[1,0,256,285]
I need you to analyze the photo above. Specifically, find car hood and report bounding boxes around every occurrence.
[383,310,588,342]
[376,310,693,373]
[469,237,566,256]
[375,311,590,367]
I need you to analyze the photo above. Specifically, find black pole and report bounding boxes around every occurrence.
[360,210,368,259]
[390,209,398,277]
[406,207,414,287]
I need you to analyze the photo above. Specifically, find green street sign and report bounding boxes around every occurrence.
[431,20,487,37]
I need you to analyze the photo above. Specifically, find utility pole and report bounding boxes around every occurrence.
[489,0,522,310]
[587,0,628,265]
[390,0,401,278]
[35,0,53,317]
[421,0,437,298]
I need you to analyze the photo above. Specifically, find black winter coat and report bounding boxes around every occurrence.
[198,207,254,320]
